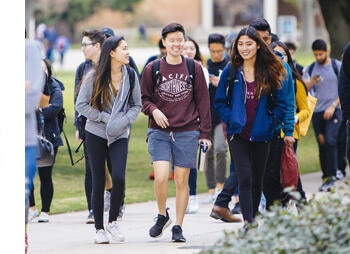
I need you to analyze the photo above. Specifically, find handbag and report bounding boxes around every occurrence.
[36,110,55,167]
[280,144,299,189]
[299,94,317,136]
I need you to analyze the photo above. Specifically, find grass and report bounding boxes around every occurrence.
[32,51,320,214]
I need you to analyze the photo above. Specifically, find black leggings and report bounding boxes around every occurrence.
[85,131,128,230]
[29,146,58,213]
[228,136,270,223]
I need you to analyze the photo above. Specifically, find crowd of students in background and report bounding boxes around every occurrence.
[26,18,350,247]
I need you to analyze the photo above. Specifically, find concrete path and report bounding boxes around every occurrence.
[27,170,349,254]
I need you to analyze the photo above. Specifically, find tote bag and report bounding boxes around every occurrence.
[299,94,317,136]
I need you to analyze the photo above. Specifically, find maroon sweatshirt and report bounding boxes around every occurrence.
[141,56,211,140]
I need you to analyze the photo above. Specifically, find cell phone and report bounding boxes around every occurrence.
[209,74,215,77]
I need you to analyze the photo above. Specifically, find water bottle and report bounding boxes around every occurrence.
[198,141,207,172]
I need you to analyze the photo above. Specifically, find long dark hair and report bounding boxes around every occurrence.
[270,41,307,95]
[231,26,285,96]
[91,36,124,111]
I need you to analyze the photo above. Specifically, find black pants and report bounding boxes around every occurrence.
[85,131,128,230]
[29,146,58,213]
[228,136,270,223]
[83,140,93,212]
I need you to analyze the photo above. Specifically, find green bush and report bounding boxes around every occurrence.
[200,184,350,254]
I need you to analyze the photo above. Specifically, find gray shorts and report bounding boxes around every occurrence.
[146,128,200,168]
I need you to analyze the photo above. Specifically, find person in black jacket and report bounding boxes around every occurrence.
[28,58,63,223]
[339,41,350,173]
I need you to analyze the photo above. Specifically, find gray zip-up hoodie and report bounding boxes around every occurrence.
[75,65,142,146]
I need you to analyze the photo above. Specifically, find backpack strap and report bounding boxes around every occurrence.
[307,62,316,77]
[226,63,237,107]
[151,58,162,88]
[185,57,195,87]
[308,59,339,78]
[331,58,339,77]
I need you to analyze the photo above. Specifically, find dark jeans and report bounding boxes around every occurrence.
[214,157,238,208]
[228,136,270,223]
[29,146,58,213]
[85,131,128,230]
[347,121,350,166]
[337,119,348,174]
[312,109,342,179]
[189,168,197,196]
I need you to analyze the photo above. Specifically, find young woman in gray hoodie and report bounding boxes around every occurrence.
[76,36,141,244]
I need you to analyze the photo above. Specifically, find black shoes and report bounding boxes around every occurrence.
[171,225,186,242]
[149,208,172,238]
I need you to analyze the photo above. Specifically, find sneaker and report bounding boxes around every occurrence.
[231,202,241,214]
[336,170,345,180]
[149,207,172,238]
[104,191,111,212]
[38,212,49,223]
[86,210,94,224]
[28,208,39,222]
[186,195,199,214]
[171,225,186,242]
[118,205,125,220]
[94,229,109,244]
[319,177,335,192]
[287,200,298,216]
[106,221,125,243]
[201,193,215,204]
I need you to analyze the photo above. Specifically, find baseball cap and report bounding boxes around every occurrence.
[102,27,115,38]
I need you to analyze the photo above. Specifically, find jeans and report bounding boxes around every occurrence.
[312,108,342,179]
[25,146,37,224]
[228,135,270,223]
[337,119,348,174]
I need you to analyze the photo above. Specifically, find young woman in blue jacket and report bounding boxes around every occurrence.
[214,26,289,226]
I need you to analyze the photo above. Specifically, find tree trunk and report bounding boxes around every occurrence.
[318,0,350,58]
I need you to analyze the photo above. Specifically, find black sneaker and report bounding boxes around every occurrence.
[149,208,172,238]
[171,225,186,242]
[231,202,241,214]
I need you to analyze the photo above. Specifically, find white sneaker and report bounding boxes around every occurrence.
[336,170,345,180]
[38,212,49,223]
[186,195,199,214]
[104,191,111,212]
[287,200,298,216]
[28,208,39,222]
[106,221,125,243]
[94,229,109,244]
[201,193,215,204]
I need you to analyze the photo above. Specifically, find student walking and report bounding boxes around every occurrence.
[339,41,350,170]
[303,39,342,192]
[76,36,142,244]
[74,29,106,224]
[214,26,290,227]
[141,23,212,242]
[182,35,209,214]
[28,59,64,223]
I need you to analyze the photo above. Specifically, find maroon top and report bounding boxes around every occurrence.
[141,56,212,140]
[240,80,258,140]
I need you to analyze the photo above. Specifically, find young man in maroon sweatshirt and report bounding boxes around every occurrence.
[141,22,212,242]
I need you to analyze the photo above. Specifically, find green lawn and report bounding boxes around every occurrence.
[32,52,320,214]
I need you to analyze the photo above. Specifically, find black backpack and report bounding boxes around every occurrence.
[151,57,195,89]
[225,63,238,107]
